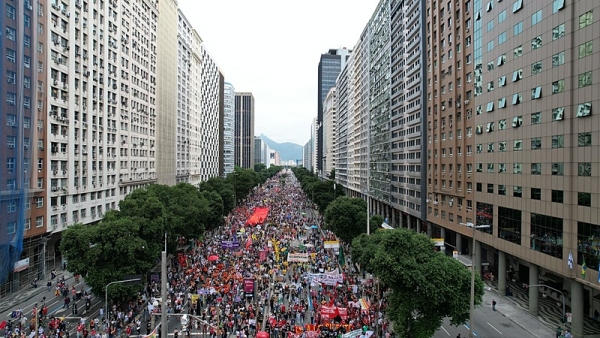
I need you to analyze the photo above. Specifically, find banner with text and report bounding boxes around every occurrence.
[324,241,340,249]
[243,278,255,297]
[307,272,344,285]
[287,253,310,263]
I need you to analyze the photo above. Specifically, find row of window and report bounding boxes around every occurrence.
[476,162,592,176]
[6,217,44,234]
[478,183,589,205]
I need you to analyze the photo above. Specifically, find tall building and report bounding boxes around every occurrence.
[223,82,235,176]
[467,0,598,334]
[156,0,178,186]
[323,87,337,177]
[254,136,270,167]
[425,0,475,252]
[317,48,351,176]
[311,117,318,173]
[0,0,48,290]
[46,0,159,250]
[234,92,254,169]
[303,139,313,172]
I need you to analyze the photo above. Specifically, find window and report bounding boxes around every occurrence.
[531,214,563,258]
[531,36,542,50]
[498,32,506,45]
[577,192,592,207]
[498,119,507,130]
[497,54,506,66]
[6,48,16,63]
[553,0,565,13]
[6,4,16,19]
[487,163,494,172]
[579,132,592,147]
[512,93,522,105]
[577,102,592,117]
[579,72,592,88]
[477,183,483,192]
[552,24,565,40]
[498,185,506,195]
[531,188,541,201]
[531,10,542,26]
[552,107,565,121]
[498,98,507,109]
[24,219,30,230]
[531,137,542,150]
[498,207,522,244]
[512,69,523,81]
[499,10,507,23]
[552,52,565,67]
[486,122,494,132]
[486,1,493,12]
[531,163,542,175]
[513,0,523,13]
[531,87,542,99]
[6,70,16,84]
[531,112,541,124]
[513,186,523,197]
[552,163,564,176]
[579,11,593,29]
[531,61,542,75]
[498,163,506,173]
[487,20,494,32]
[499,141,507,152]
[36,216,43,228]
[486,102,494,112]
[514,45,523,58]
[487,41,494,52]
[551,190,564,203]
[552,80,565,93]
[6,157,15,171]
[5,26,16,41]
[512,116,523,128]
[513,22,523,36]
[513,163,523,174]
[487,184,494,193]
[579,41,593,58]
[498,76,506,87]
[7,221,16,234]
[578,162,592,176]
[552,135,564,148]
[513,140,523,151]
[7,200,16,213]
[36,197,43,208]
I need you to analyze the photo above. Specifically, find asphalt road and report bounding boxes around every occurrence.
[433,302,538,338]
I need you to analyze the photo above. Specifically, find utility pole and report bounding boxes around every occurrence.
[161,233,167,338]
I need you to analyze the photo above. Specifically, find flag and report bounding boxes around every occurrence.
[245,236,253,250]
[144,323,161,338]
[338,246,346,267]
[568,252,574,269]
[582,255,587,279]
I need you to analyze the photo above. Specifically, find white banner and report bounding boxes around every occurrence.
[342,329,363,338]
[324,240,340,249]
[307,273,343,285]
[287,253,310,262]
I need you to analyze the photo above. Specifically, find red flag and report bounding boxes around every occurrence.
[245,237,253,250]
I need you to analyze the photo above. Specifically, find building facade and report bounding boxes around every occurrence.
[254,136,270,167]
[234,92,254,169]
[223,82,235,176]
[0,0,49,293]
[317,48,351,176]
[322,87,337,178]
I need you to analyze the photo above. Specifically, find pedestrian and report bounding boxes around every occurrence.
[47,280,52,291]
[492,299,497,311]
[456,334,461,338]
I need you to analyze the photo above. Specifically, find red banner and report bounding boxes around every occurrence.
[319,306,338,319]
[337,307,348,320]
[259,250,268,262]
[246,207,270,226]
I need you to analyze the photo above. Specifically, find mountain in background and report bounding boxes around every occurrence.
[259,134,303,162]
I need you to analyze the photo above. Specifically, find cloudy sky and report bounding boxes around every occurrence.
[177,0,380,146]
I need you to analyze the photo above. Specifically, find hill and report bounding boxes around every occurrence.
[260,134,303,162]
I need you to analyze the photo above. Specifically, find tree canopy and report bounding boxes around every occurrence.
[323,196,367,244]
[351,229,484,338]
[292,167,344,212]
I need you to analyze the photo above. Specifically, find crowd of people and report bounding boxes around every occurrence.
[158,170,393,338]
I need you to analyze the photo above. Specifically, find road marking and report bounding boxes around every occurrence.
[487,322,502,335]
[463,324,478,337]
[440,326,451,336]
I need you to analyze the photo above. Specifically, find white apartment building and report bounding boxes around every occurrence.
[197,43,221,182]
[223,82,235,176]
[310,117,318,174]
[47,0,158,232]
[175,11,220,184]
[323,87,337,178]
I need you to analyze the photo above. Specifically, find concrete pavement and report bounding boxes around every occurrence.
[435,289,555,338]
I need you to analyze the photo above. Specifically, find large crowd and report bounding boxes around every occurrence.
[2,170,393,338]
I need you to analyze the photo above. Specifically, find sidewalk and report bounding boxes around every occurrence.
[0,270,74,315]
[483,286,555,337]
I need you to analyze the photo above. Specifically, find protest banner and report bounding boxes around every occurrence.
[287,252,309,262]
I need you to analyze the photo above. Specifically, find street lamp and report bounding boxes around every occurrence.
[105,278,142,317]
[529,284,566,330]
[466,223,490,338]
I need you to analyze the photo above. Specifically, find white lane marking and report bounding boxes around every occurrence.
[487,322,502,335]
[440,326,451,336]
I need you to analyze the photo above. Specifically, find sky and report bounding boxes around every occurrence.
[177,0,381,146]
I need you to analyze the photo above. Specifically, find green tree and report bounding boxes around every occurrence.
[227,167,260,202]
[254,163,267,173]
[323,197,367,244]
[201,190,224,231]
[370,214,384,229]
[351,229,484,338]
[199,176,236,214]
[328,169,335,180]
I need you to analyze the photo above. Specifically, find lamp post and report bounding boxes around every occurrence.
[105,278,142,317]
[530,284,566,329]
[467,224,490,338]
